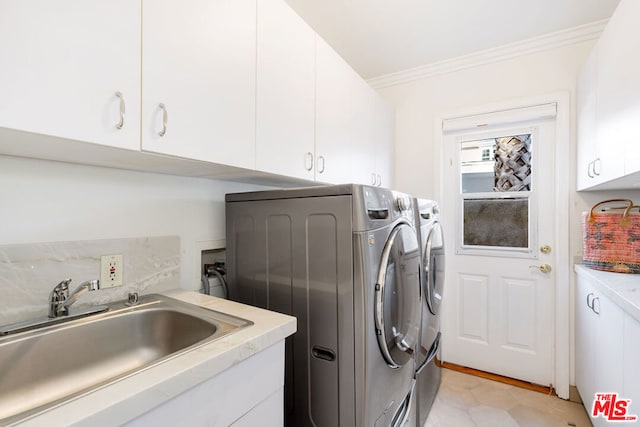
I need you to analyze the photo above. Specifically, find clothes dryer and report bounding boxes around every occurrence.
[413,198,445,427]
[225,185,422,427]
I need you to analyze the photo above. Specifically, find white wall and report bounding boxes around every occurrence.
[377,39,640,387]
[0,155,268,290]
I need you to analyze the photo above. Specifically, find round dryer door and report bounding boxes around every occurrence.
[375,222,422,368]
[424,222,445,316]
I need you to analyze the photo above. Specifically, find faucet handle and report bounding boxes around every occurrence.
[49,278,72,318]
[56,278,72,292]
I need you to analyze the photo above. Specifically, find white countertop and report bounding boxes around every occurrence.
[16,290,296,427]
[575,265,640,323]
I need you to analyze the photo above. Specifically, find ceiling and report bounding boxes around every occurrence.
[285,0,621,79]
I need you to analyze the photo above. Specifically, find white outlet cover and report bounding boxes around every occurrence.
[100,254,124,288]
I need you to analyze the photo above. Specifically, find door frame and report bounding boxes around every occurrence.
[432,92,570,399]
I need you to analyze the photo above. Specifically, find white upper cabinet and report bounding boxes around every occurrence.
[576,0,640,190]
[315,37,362,184]
[594,0,634,184]
[350,78,377,187]
[576,49,598,191]
[0,0,393,187]
[373,93,395,189]
[255,0,316,180]
[141,0,256,169]
[610,0,640,176]
[0,0,141,150]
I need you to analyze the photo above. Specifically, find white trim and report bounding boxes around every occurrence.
[443,104,557,133]
[434,92,571,399]
[368,20,607,89]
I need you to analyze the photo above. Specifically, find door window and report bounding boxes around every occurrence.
[457,131,537,258]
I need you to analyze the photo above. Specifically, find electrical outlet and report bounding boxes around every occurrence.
[100,254,123,288]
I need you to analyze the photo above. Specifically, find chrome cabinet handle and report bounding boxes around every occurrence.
[317,155,325,174]
[592,296,600,315]
[377,174,382,187]
[587,161,594,178]
[371,173,377,186]
[593,158,601,176]
[305,152,314,171]
[586,292,595,309]
[115,91,125,130]
[158,103,168,137]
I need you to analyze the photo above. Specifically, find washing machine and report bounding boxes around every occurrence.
[412,198,445,427]
[225,184,422,427]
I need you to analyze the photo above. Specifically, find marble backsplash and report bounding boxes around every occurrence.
[0,236,180,326]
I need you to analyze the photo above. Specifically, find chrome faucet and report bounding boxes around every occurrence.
[48,278,100,318]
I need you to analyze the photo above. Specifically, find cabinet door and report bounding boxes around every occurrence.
[576,48,598,190]
[255,0,315,180]
[575,277,596,404]
[315,37,361,184]
[350,79,377,186]
[593,292,624,400]
[613,0,640,176]
[373,93,395,189]
[0,0,140,150]
[594,0,637,184]
[141,0,256,169]
[623,314,640,414]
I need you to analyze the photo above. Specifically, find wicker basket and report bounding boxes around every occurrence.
[582,199,640,273]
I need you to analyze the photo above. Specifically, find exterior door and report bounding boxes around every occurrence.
[375,222,422,368]
[441,109,557,387]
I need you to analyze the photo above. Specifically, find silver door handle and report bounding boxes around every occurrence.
[377,174,382,187]
[371,173,377,186]
[587,161,594,178]
[529,264,552,273]
[305,152,314,171]
[158,103,168,137]
[115,91,125,130]
[592,296,600,315]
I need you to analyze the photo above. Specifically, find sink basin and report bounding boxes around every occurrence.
[0,294,252,424]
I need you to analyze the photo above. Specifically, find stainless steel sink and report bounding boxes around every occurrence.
[0,294,253,424]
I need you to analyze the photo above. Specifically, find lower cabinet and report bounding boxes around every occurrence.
[575,273,635,426]
[623,314,640,418]
[124,341,285,427]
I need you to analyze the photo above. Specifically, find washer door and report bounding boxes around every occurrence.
[375,222,422,368]
[424,222,445,316]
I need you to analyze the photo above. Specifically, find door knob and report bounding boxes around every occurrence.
[529,264,552,273]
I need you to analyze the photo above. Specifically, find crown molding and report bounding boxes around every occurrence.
[368,19,608,90]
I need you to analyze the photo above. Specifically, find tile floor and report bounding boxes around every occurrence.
[425,369,592,427]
